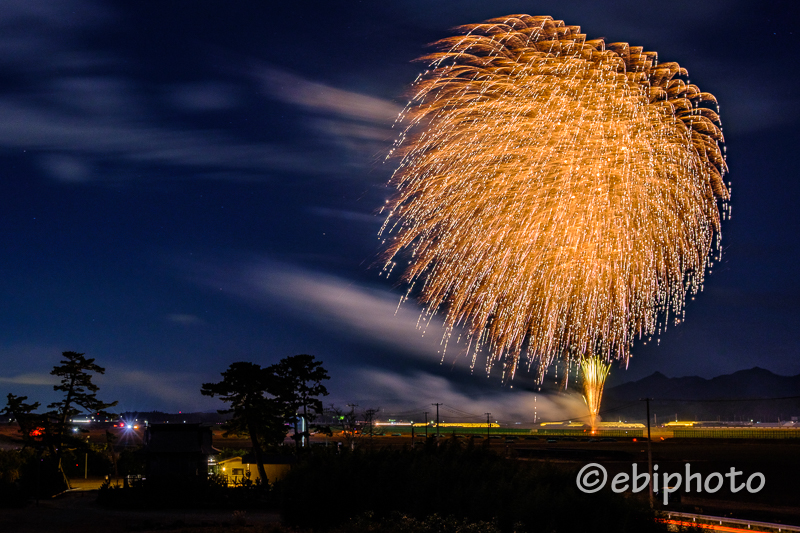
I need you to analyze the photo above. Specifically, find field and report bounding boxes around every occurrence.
[310,432,800,523]
[1,423,799,530]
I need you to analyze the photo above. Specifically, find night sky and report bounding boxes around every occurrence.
[1,1,798,419]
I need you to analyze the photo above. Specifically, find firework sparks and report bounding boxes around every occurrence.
[581,356,611,429]
[380,15,729,381]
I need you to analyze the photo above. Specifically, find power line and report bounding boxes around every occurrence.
[440,404,485,419]
[382,404,435,417]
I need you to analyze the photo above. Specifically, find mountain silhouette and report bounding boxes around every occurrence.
[600,367,800,423]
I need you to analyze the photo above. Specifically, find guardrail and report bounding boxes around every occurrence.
[657,511,800,532]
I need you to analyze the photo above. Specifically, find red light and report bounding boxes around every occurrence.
[632,438,637,442]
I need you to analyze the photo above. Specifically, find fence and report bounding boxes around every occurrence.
[672,428,800,439]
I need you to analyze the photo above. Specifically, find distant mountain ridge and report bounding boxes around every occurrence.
[607,367,800,401]
[601,367,800,423]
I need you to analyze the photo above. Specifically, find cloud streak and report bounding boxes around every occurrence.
[255,65,401,167]
[101,368,216,411]
[0,373,58,386]
[307,206,383,224]
[333,368,587,424]
[0,69,399,181]
[257,66,402,124]
[0,98,338,179]
[192,258,465,364]
[0,3,401,182]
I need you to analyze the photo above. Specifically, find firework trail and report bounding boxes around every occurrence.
[581,356,611,429]
[380,15,729,382]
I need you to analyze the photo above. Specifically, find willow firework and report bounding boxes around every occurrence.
[380,15,729,381]
[581,356,611,429]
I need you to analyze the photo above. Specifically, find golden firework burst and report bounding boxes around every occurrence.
[380,15,729,380]
[581,356,611,429]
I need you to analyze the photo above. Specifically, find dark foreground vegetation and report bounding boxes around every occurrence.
[0,447,67,506]
[278,438,668,533]
[0,444,144,506]
[91,437,677,533]
[1,351,690,531]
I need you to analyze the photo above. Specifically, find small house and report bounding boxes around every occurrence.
[216,454,296,485]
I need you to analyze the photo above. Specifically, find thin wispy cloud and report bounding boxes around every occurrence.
[166,82,241,112]
[0,4,401,182]
[341,368,588,424]
[106,369,213,409]
[255,65,400,166]
[0,98,337,180]
[0,373,58,386]
[0,343,65,376]
[0,0,111,68]
[307,206,383,224]
[192,258,462,364]
[256,66,402,124]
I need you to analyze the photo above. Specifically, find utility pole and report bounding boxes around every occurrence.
[365,408,377,451]
[423,411,428,439]
[640,398,654,508]
[347,403,358,450]
[346,403,358,419]
[432,403,442,439]
[485,413,492,440]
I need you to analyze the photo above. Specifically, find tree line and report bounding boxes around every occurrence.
[2,350,331,496]
[201,354,330,482]
[2,351,117,490]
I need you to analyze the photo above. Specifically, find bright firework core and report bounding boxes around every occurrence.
[581,356,611,429]
[381,15,729,381]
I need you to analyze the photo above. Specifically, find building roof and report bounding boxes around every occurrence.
[143,423,217,454]
[241,453,297,465]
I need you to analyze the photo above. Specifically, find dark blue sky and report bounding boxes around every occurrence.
[1,1,798,418]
